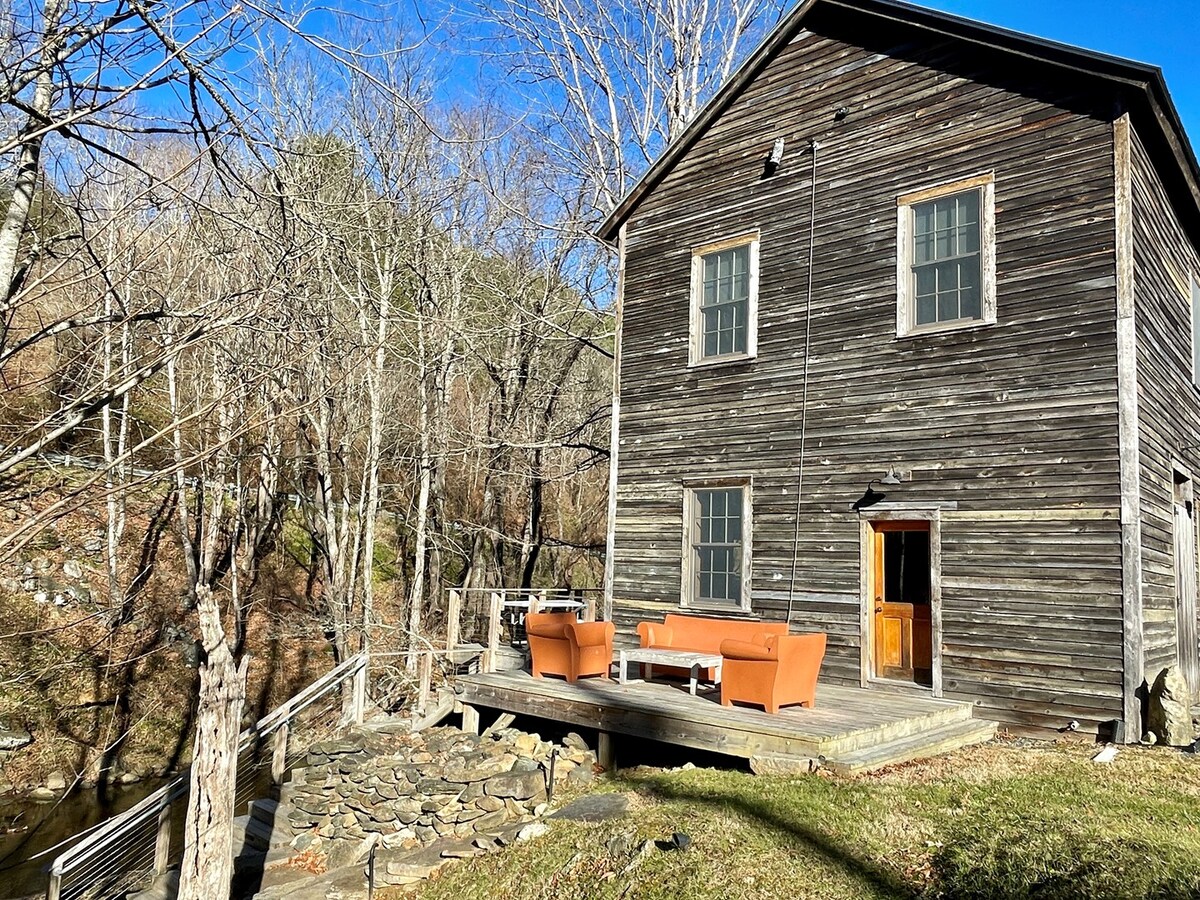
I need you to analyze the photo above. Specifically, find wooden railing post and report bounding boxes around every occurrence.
[417,653,432,715]
[351,659,367,725]
[271,721,290,784]
[47,865,62,900]
[585,595,597,622]
[153,800,171,874]
[446,588,461,652]
[529,590,541,616]
[484,592,503,674]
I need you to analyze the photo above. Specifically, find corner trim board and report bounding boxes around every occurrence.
[1114,112,1145,741]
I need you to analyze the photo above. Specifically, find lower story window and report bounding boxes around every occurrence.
[685,484,750,608]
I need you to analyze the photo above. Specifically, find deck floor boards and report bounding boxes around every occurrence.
[457,671,985,764]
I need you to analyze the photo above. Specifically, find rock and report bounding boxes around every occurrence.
[120,772,140,785]
[566,765,594,787]
[46,772,67,792]
[0,726,32,752]
[126,868,179,900]
[551,793,629,823]
[1148,666,1195,747]
[325,834,378,869]
[562,732,589,752]
[29,787,56,801]
[510,757,540,774]
[63,559,83,580]
[484,771,545,801]
[606,830,635,857]
[514,733,539,754]
[82,537,104,554]
[516,822,548,842]
[749,756,822,776]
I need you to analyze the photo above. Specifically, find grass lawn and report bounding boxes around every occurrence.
[402,737,1200,900]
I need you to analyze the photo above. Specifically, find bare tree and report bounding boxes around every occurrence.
[475,0,787,214]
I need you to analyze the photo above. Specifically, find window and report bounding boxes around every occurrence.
[683,484,751,608]
[897,174,996,336]
[689,234,759,364]
[1191,275,1200,388]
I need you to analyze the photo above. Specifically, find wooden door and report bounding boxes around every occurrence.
[870,522,932,684]
[1174,481,1199,699]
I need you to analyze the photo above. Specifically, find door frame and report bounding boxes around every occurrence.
[1173,463,1199,700]
[859,507,943,697]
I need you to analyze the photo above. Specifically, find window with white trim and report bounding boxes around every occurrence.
[897,174,996,336]
[689,234,759,364]
[683,484,751,609]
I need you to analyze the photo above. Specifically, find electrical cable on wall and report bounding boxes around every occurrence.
[786,139,819,624]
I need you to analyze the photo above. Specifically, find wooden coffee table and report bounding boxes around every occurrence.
[617,648,723,695]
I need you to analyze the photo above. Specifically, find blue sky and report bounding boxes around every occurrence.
[913,0,1199,141]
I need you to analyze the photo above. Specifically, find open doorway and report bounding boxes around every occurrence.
[868,521,933,687]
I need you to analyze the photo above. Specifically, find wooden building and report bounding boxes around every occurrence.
[598,0,1200,740]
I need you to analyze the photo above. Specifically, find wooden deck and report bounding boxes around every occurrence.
[457,671,997,774]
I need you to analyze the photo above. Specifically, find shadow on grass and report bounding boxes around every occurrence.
[618,771,920,899]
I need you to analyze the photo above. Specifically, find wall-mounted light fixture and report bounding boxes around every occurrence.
[763,137,786,177]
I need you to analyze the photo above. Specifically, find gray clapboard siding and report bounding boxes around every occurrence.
[611,12,1127,736]
[1130,125,1200,681]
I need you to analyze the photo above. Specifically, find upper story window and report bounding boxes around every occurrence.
[683,483,751,609]
[897,173,997,337]
[689,233,759,365]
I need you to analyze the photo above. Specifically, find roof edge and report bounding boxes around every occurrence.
[597,0,1200,244]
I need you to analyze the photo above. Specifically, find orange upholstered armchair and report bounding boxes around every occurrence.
[719,632,827,713]
[526,611,615,683]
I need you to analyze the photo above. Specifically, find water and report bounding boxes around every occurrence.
[0,781,167,900]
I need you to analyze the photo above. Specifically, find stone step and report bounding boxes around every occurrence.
[248,798,278,827]
[824,718,998,775]
[232,813,275,854]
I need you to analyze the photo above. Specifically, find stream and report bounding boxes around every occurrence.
[0,780,168,900]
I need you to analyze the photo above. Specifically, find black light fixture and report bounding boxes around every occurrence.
[851,467,904,510]
[851,481,887,511]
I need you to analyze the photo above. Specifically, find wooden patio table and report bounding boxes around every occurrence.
[617,647,723,695]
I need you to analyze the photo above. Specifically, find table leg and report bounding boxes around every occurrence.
[618,650,628,685]
[689,663,699,696]
[645,663,653,682]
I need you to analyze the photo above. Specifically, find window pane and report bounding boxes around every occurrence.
[958,222,979,255]
[960,284,981,319]
[699,571,712,602]
[914,232,934,265]
[711,491,726,517]
[916,295,936,325]
[958,257,979,290]
[938,292,959,322]
[935,226,954,259]
[914,203,934,236]
[727,573,742,602]
[957,190,980,225]
[935,198,954,231]
[915,266,936,298]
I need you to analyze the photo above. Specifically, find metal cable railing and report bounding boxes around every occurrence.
[46,654,368,900]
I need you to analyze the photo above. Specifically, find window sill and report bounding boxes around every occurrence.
[896,317,995,340]
[679,601,754,615]
[687,351,757,369]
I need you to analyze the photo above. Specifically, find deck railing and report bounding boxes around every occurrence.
[42,586,598,900]
[45,654,367,900]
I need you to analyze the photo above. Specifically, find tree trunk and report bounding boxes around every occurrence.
[178,586,248,900]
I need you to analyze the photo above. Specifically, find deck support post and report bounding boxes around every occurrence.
[597,730,615,772]
[462,704,480,735]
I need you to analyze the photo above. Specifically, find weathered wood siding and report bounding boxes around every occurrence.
[1130,125,1200,681]
[611,10,1126,735]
